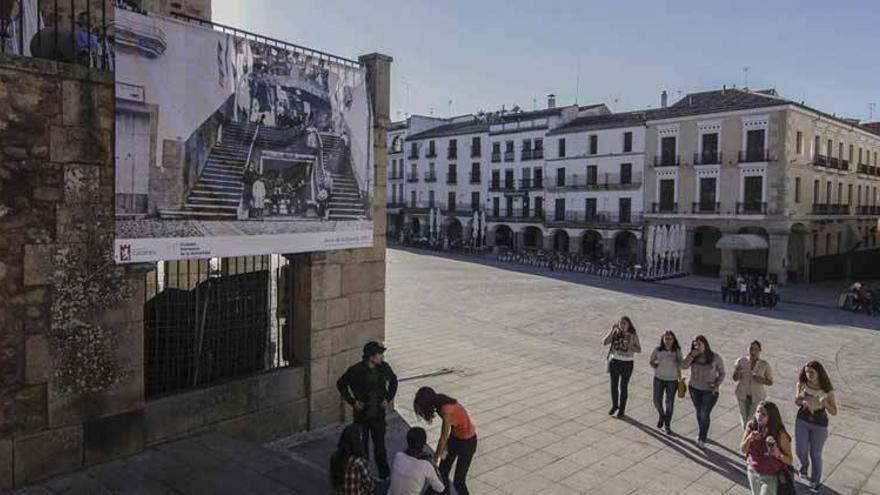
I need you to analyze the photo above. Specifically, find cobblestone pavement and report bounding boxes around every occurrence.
[386,248,880,495]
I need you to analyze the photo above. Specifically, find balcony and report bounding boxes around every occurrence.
[446,173,458,185]
[426,149,437,158]
[546,211,643,227]
[812,203,851,215]
[424,172,437,182]
[736,202,768,214]
[447,148,457,159]
[856,205,880,215]
[534,149,544,160]
[486,209,545,223]
[693,151,722,165]
[489,181,503,192]
[409,150,419,159]
[691,202,721,214]
[406,172,419,183]
[738,149,770,163]
[654,155,680,167]
[518,178,544,190]
[388,171,404,180]
[387,201,406,209]
[857,164,880,177]
[504,151,515,162]
[650,202,679,214]
[469,172,481,184]
[441,203,480,214]
[521,149,533,161]
[471,146,481,158]
[815,155,849,171]
[491,152,502,163]
[545,172,642,192]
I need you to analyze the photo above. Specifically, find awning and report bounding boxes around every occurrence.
[715,234,768,250]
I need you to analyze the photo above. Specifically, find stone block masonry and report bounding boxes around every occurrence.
[0,48,391,488]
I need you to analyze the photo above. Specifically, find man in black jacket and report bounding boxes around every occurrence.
[336,341,398,480]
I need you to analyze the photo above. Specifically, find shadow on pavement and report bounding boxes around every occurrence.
[390,247,880,332]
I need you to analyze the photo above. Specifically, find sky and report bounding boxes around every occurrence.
[214,0,880,123]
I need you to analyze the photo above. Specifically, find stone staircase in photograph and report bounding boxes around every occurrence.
[160,121,256,220]
[321,133,367,221]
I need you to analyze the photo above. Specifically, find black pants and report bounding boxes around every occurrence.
[608,359,634,414]
[355,413,389,478]
[428,435,477,495]
[652,377,677,427]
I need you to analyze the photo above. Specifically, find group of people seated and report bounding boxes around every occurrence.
[721,273,779,308]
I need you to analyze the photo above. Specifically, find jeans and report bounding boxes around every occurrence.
[653,377,677,427]
[355,413,389,478]
[428,435,477,495]
[795,418,828,485]
[747,467,778,495]
[689,386,719,442]
[738,396,758,429]
[609,359,635,414]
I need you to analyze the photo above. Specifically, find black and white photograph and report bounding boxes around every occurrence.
[113,8,372,262]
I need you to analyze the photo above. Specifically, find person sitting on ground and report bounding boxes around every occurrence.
[330,424,374,495]
[388,427,445,495]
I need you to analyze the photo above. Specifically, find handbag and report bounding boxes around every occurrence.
[776,465,796,495]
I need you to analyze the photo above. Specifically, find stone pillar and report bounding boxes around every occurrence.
[513,230,523,251]
[681,227,696,274]
[604,232,617,259]
[569,233,581,254]
[298,53,391,430]
[768,233,789,284]
[720,249,737,279]
[543,235,553,251]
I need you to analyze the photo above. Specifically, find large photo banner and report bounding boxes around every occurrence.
[113,8,373,263]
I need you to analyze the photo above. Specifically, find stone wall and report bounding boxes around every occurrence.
[0,49,392,488]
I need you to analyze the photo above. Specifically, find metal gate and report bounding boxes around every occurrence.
[144,255,292,399]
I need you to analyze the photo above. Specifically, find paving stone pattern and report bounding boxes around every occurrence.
[385,248,880,495]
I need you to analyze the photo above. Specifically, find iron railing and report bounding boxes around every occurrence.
[0,0,113,70]
[736,201,768,214]
[654,155,680,167]
[738,149,770,163]
[424,171,437,182]
[469,171,481,183]
[545,172,642,192]
[856,205,880,215]
[812,203,851,215]
[692,202,721,214]
[504,150,515,162]
[651,202,679,213]
[486,209,545,222]
[546,211,641,226]
[491,152,501,163]
[518,178,544,190]
[406,172,418,182]
[693,151,722,165]
[446,172,457,184]
[144,255,292,400]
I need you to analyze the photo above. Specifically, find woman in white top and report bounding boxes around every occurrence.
[601,316,641,418]
[732,340,774,429]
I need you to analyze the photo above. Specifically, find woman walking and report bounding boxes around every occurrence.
[682,335,725,448]
[795,361,838,493]
[330,424,375,495]
[649,331,682,434]
[733,340,774,429]
[413,387,477,495]
[740,401,793,495]
[602,316,641,418]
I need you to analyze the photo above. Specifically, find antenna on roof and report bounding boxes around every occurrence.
[575,56,581,105]
[870,103,876,121]
[448,99,453,117]
[743,67,750,89]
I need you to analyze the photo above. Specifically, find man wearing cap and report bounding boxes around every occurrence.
[336,341,398,480]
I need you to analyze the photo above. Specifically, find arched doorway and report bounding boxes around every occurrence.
[693,226,722,276]
[494,225,514,249]
[788,223,807,282]
[614,231,638,263]
[523,226,543,250]
[443,217,463,241]
[553,230,569,252]
[582,230,603,260]
[736,226,769,275]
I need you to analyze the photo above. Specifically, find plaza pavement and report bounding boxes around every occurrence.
[385,247,880,494]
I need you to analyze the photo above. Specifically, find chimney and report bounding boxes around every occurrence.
[547,94,556,109]
[722,84,726,94]
[661,90,668,108]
